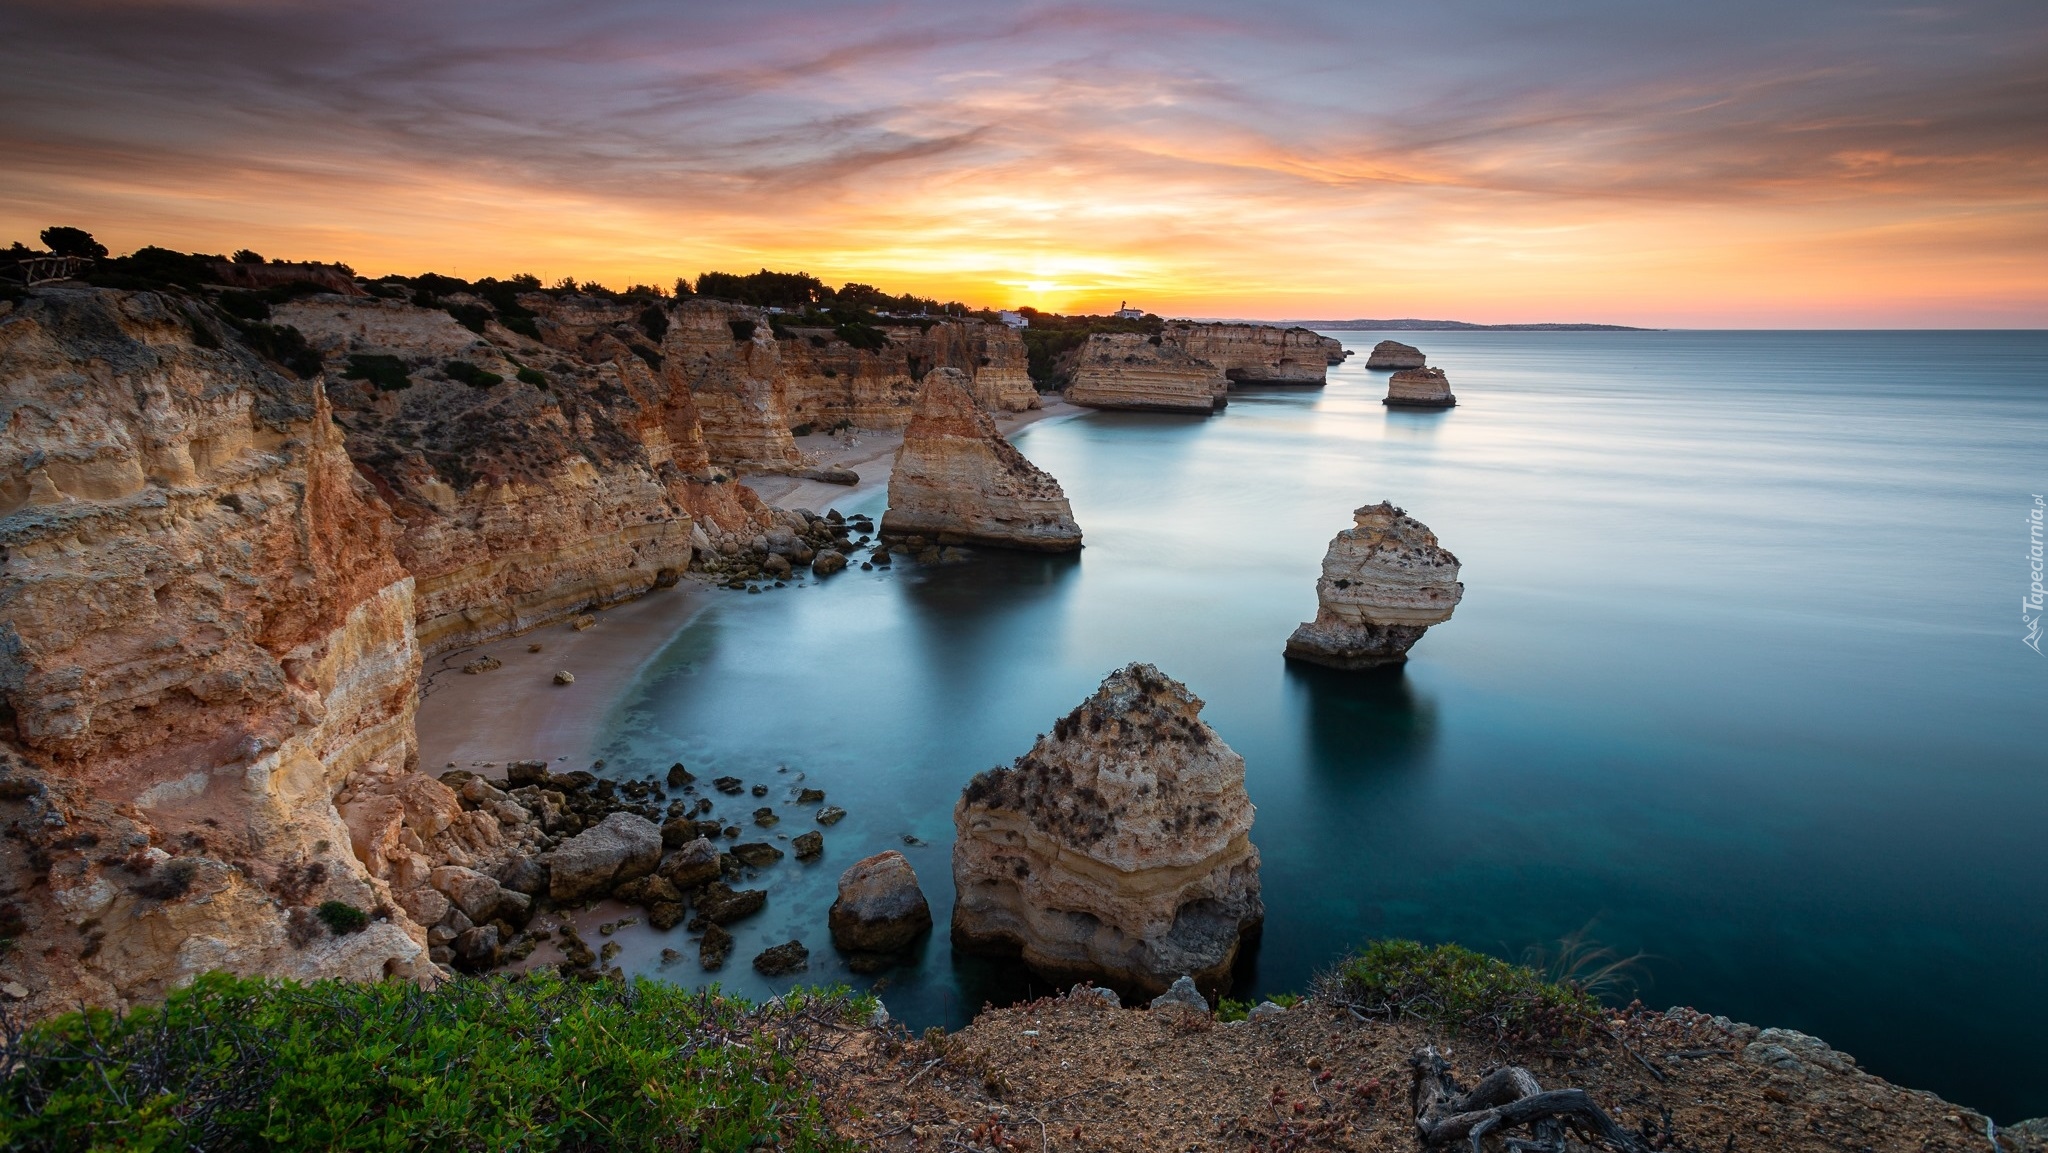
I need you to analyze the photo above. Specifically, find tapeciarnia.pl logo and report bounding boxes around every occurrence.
[2027,495,2045,655]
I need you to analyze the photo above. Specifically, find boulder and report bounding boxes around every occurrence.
[792,831,824,860]
[951,663,1262,1000]
[1284,502,1463,668]
[545,812,663,901]
[666,762,694,787]
[429,865,505,923]
[700,924,735,970]
[648,901,687,931]
[553,670,576,685]
[828,850,933,961]
[752,940,810,977]
[612,874,683,908]
[732,842,785,868]
[658,838,722,890]
[452,925,501,972]
[690,883,767,926]
[812,549,848,576]
[1149,975,1209,1013]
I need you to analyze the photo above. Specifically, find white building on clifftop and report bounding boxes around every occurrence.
[1114,301,1145,319]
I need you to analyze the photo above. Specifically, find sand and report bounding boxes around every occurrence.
[414,395,1085,774]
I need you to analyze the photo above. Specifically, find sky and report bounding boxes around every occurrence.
[2,1,2045,326]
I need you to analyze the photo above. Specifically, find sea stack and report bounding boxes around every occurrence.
[1364,339,1427,369]
[1285,503,1463,668]
[1383,367,1456,408]
[1064,333,1229,414]
[880,367,1082,551]
[951,663,1263,999]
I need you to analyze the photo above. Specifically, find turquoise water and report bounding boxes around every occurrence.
[597,331,2048,1121]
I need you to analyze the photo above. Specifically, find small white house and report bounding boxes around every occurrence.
[1113,300,1144,319]
[997,310,1029,329]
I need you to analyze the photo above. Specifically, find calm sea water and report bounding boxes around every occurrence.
[595,330,2048,1121]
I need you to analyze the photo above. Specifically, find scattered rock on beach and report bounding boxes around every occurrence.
[552,669,575,685]
[545,812,662,901]
[461,655,501,674]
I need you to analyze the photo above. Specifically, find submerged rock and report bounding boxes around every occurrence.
[1383,366,1456,408]
[752,939,810,976]
[1284,502,1463,668]
[881,368,1082,552]
[1364,339,1427,369]
[700,924,734,970]
[950,663,1262,1000]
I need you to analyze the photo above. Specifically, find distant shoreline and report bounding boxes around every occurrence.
[1194,317,1652,331]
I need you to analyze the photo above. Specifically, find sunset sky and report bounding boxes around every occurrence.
[2,1,2044,326]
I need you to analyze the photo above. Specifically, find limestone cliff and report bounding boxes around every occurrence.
[1365,339,1426,369]
[778,319,1038,431]
[951,663,1262,998]
[1065,333,1229,414]
[0,287,430,1016]
[279,294,773,654]
[1285,502,1463,668]
[662,300,805,472]
[1162,322,1341,386]
[880,368,1081,551]
[1384,367,1456,408]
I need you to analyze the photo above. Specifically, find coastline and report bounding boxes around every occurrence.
[415,394,1082,775]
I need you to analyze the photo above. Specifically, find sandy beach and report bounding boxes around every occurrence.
[414,395,1084,775]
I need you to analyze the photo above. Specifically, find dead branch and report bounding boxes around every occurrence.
[1410,1046,1650,1153]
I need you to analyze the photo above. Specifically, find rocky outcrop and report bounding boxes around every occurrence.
[880,368,1082,551]
[828,850,933,971]
[1383,367,1456,409]
[951,663,1262,999]
[1364,340,1426,369]
[778,319,1038,431]
[1284,503,1463,668]
[209,261,365,297]
[1065,333,1228,414]
[0,287,430,1015]
[1162,323,1340,386]
[662,299,804,471]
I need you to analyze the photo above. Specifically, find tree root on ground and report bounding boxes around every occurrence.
[1410,1046,1650,1153]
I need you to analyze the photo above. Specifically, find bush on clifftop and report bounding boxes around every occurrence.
[0,972,864,1152]
[1324,939,1602,1050]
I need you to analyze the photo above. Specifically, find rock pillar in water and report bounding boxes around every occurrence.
[1383,367,1456,408]
[881,367,1082,551]
[951,663,1262,1000]
[1284,503,1464,667]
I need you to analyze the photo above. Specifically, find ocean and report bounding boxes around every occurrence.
[594,329,2048,1121]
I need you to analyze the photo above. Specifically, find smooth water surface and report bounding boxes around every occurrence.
[596,330,2048,1120]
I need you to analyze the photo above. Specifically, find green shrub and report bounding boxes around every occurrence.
[501,315,541,340]
[729,319,756,342]
[443,302,493,335]
[442,360,502,388]
[515,366,547,387]
[636,304,669,342]
[231,322,323,379]
[1326,939,1600,1048]
[216,290,271,322]
[342,354,412,392]
[313,901,367,935]
[790,423,814,437]
[0,972,862,1151]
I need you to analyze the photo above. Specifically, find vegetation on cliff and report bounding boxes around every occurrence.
[1010,307,1164,387]
[0,972,866,1152]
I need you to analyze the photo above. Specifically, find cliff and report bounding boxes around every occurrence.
[1065,333,1229,413]
[0,287,430,1015]
[951,663,1261,998]
[661,300,805,472]
[1286,502,1464,668]
[1162,321,1341,385]
[278,294,773,654]
[778,318,1038,431]
[879,368,1081,551]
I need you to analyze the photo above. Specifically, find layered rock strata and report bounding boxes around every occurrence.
[1365,340,1426,369]
[951,663,1263,998]
[1161,322,1341,386]
[1284,503,1463,668]
[662,299,804,472]
[1383,367,1456,408]
[1065,333,1229,414]
[0,287,431,1014]
[778,319,1038,430]
[881,368,1082,551]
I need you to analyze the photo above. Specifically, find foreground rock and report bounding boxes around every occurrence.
[1365,339,1427,369]
[1065,333,1228,413]
[951,663,1262,999]
[828,851,933,971]
[1384,367,1456,408]
[544,812,662,901]
[1285,503,1463,668]
[880,368,1082,552]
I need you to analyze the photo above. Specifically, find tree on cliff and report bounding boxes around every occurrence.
[39,227,107,260]
[695,268,825,309]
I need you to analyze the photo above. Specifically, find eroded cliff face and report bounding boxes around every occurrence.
[1284,502,1463,668]
[951,663,1262,999]
[1162,323,1340,386]
[278,294,773,654]
[662,300,805,472]
[0,288,430,1015]
[880,368,1080,551]
[1383,366,1456,408]
[778,319,1039,431]
[1065,333,1229,414]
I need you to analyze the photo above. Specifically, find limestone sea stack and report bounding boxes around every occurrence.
[1364,340,1427,369]
[1383,367,1456,408]
[1064,333,1228,414]
[1161,322,1338,386]
[951,663,1263,999]
[1284,503,1463,668]
[880,367,1082,551]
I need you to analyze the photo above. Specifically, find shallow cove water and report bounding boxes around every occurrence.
[594,330,2048,1121]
